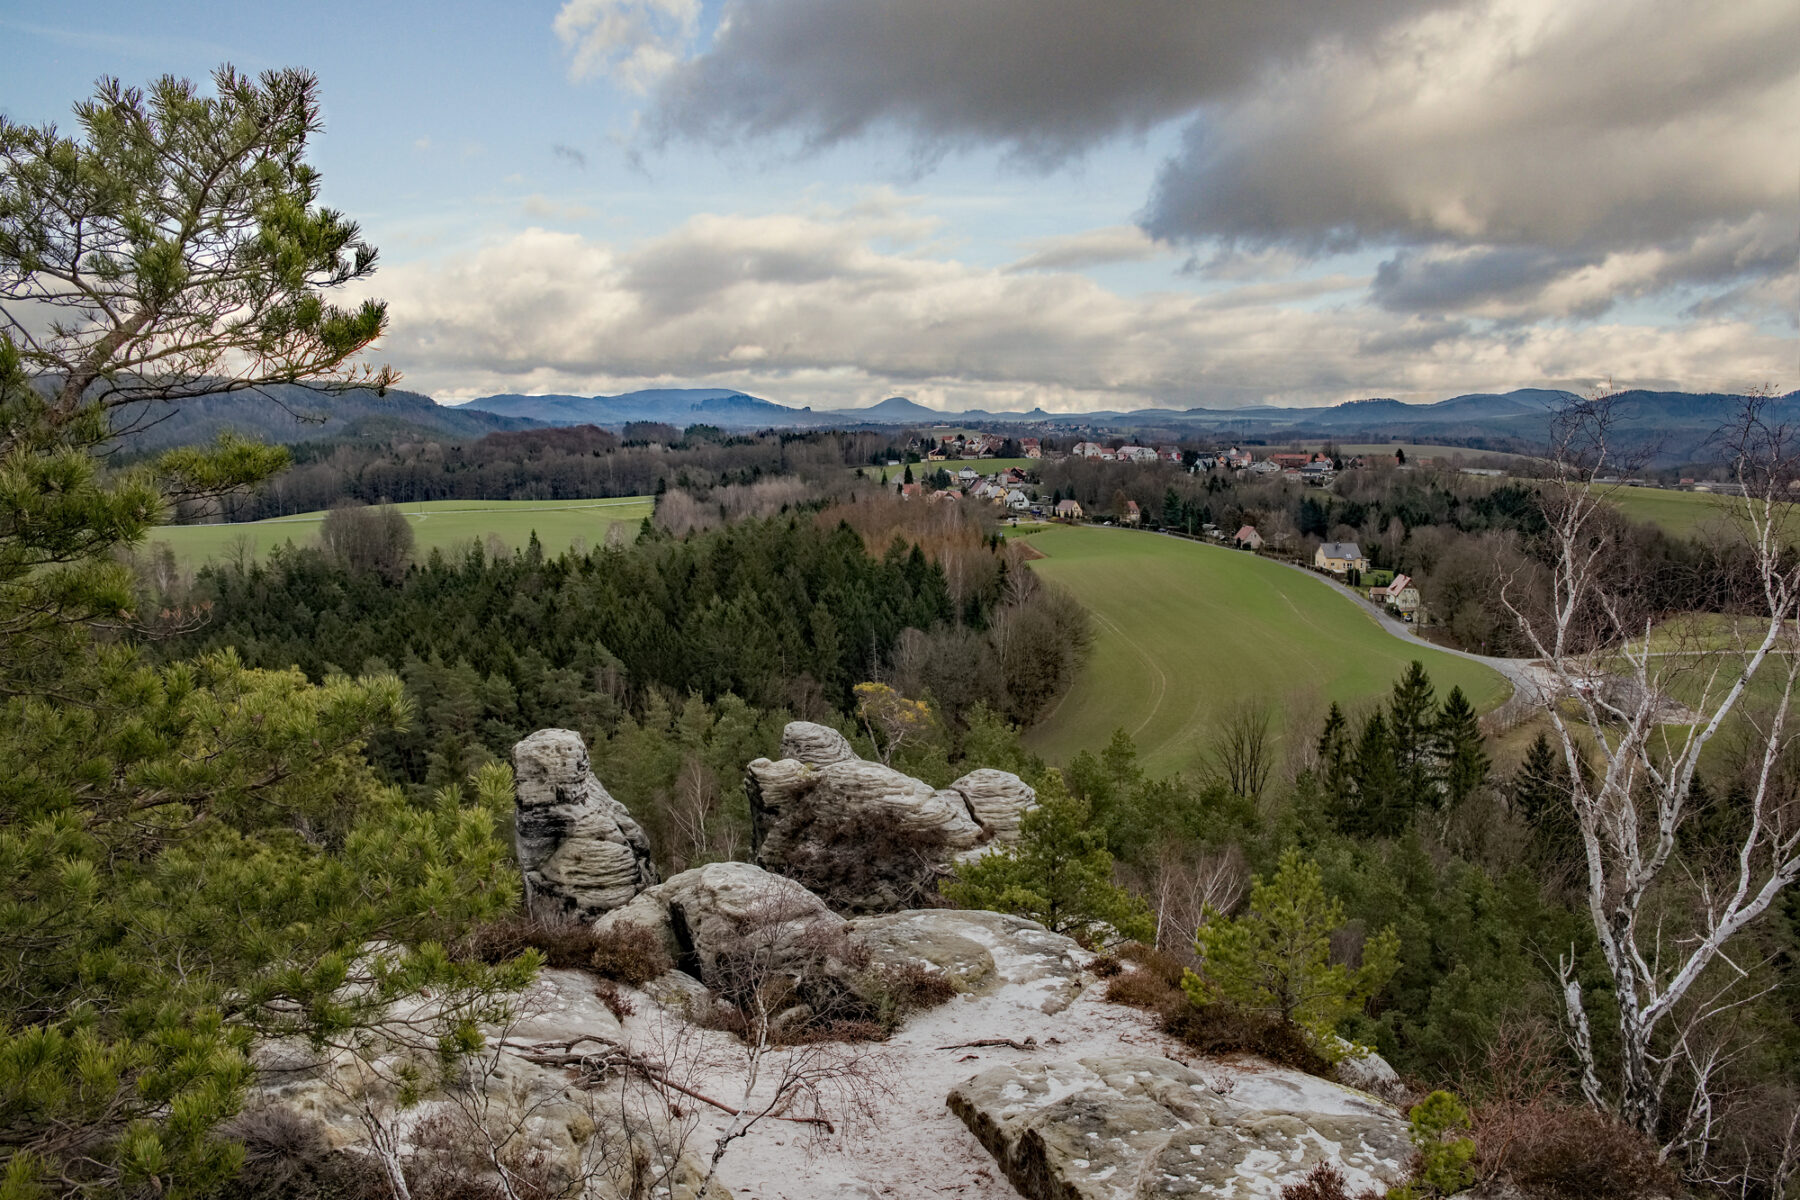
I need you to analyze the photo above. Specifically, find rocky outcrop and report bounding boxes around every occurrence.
[948,1055,1412,1199]
[594,860,847,994]
[848,908,1089,1013]
[947,768,1037,842]
[246,968,726,1199]
[744,722,1037,911]
[513,729,659,921]
[779,720,858,767]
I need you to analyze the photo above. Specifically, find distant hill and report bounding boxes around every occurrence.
[464,389,802,427]
[109,384,541,453]
[112,381,1799,465]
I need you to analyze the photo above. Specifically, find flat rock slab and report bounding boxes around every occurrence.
[947,1055,1411,1199]
[849,909,1089,1013]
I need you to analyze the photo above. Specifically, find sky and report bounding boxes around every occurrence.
[2,0,1796,411]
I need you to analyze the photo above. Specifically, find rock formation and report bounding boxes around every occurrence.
[744,721,1037,910]
[595,860,847,993]
[948,1054,1412,1199]
[512,728,659,921]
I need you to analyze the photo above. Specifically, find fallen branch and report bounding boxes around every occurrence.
[936,1037,1039,1051]
[509,1035,834,1130]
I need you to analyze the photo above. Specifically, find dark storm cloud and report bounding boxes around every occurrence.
[643,0,1452,162]
[551,143,589,168]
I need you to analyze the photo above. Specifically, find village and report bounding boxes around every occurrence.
[887,433,1429,626]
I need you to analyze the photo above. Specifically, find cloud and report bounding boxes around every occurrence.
[1142,0,1799,314]
[553,0,700,92]
[1007,226,1163,272]
[521,195,598,222]
[358,206,1793,409]
[551,143,589,169]
[635,0,1451,162]
[596,0,1795,327]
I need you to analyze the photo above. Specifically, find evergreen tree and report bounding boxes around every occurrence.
[1346,710,1403,835]
[1435,686,1489,808]
[943,770,1153,943]
[1184,849,1400,1059]
[1512,731,1579,860]
[1388,661,1441,814]
[0,68,531,1196]
[1315,702,1354,811]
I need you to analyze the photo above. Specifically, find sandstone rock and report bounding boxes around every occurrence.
[848,909,1088,1012]
[779,720,858,767]
[1333,1042,1404,1101]
[513,729,658,920]
[248,1035,726,1199]
[948,1055,1412,1199]
[595,861,845,992]
[747,722,1040,911]
[949,768,1037,842]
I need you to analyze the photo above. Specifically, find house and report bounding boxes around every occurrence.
[927,488,962,504]
[1300,459,1335,484]
[1246,460,1281,476]
[1020,438,1042,459]
[899,483,923,500]
[1389,584,1421,620]
[1235,525,1263,550]
[1115,445,1158,463]
[1371,572,1411,603]
[1157,446,1183,463]
[1269,452,1313,470]
[1006,489,1032,509]
[1055,499,1084,519]
[1223,447,1254,469]
[1122,500,1142,525]
[1314,542,1367,574]
[1072,442,1111,459]
[956,468,978,484]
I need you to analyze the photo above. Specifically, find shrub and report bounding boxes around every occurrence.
[1478,1104,1671,1200]
[1390,1091,1476,1198]
[1101,953,1331,1076]
[593,979,635,1020]
[588,923,673,986]
[1278,1161,1385,1200]
[779,804,954,912]
[462,911,602,969]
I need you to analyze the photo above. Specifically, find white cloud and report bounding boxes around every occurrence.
[358,207,1793,409]
[554,0,701,92]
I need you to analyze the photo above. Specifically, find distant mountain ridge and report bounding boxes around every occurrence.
[105,382,1800,465]
[109,383,541,453]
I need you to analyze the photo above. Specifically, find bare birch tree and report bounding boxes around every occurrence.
[1502,386,1800,1160]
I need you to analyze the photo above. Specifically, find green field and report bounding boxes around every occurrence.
[1017,526,1512,777]
[1602,485,1739,539]
[1316,442,1533,464]
[149,496,655,567]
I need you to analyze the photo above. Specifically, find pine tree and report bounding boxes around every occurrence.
[1388,661,1441,814]
[1512,731,1578,859]
[1435,686,1490,808]
[1315,702,1355,813]
[943,769,1153,943]
[1183,849,1400,1059]
[1346,710,1403,836]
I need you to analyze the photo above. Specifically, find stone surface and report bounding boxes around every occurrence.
[950,769,1038,841]
[947,1055,1412,1199]
[780,720,858,767]
[513,729,658,920]
[594,861,845,991]
[247,1024,727,1199]
[745,721,1037,912]
[849,908,1089,1013]
[1333,1044,1404,1101]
